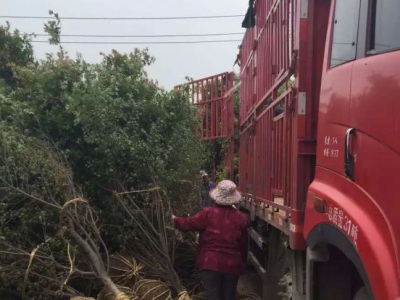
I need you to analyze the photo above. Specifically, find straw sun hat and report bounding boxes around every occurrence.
[209,180,242,205]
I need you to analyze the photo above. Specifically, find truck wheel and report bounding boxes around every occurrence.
[265,228,292,300]
[353,287,373,300]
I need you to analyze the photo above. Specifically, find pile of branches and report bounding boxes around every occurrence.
[112,189,201,296]
[0,184,200,300]
[0,131,200,299]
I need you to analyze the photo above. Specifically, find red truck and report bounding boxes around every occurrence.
[178,0,400,299]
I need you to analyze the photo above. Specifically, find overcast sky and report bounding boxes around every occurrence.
[2,0,247,89]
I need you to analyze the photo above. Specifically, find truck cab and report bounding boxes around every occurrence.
[305,0,400,299]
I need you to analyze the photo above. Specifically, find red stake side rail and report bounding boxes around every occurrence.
[175,72,234,141]
[175,72,236,179]
[238,0,318,249]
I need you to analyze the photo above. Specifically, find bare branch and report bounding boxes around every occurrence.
[59,242,74,292]
[67,220,127,298]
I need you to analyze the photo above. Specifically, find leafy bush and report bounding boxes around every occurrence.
[0,23,206,298]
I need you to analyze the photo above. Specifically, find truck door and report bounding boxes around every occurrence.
[349,0,400,293]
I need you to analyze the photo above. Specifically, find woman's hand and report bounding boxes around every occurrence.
[172,214,176,221]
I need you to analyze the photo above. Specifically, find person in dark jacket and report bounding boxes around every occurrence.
[173,180,248,300]
[200,170,215,208]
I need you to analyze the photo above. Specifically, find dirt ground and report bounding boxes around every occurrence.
[237,269,263,298]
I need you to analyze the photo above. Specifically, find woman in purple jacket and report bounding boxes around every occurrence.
[173,180,248,300]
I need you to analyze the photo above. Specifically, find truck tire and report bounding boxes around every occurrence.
[265,227,292,300]
[353,287,373,300]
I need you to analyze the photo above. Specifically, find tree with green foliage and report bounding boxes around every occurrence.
[9,48,204,196]
[0,22,34,88]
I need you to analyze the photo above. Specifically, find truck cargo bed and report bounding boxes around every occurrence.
[238,0,327,249]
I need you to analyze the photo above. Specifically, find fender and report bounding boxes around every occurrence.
[307,223,372,294]
[304,167,400,300]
